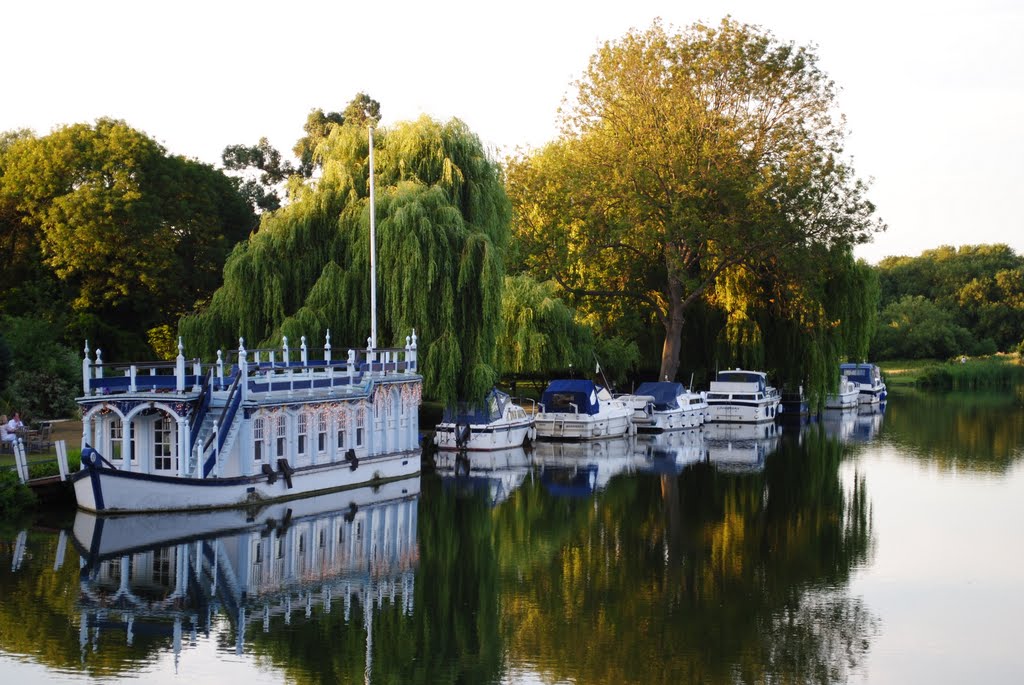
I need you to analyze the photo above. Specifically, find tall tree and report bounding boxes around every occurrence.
[0,119,255,358]
[507,19,883,381]
[224,93,382,210]
[183,116,510,405]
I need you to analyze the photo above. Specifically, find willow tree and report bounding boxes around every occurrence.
[507,18,883,382]
[181,116,510,404]
[711,245,879,405]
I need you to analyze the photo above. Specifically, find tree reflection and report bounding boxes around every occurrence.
[495,428,875,684]
[882,388,1024,472]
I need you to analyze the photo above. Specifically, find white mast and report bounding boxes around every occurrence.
[368,125,378,349]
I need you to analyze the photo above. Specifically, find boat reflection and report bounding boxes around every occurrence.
[434,446,532,506]
[704,422,781,473]
[72,476,419,660]
[821,408,858,443]
[533,436,639,497]
[634,428,705,474]
[852,402,886,442]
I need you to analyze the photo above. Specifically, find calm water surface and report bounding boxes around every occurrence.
[2,388,1023,684]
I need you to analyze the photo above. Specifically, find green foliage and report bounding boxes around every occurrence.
[496,274,593,375]
[0,316,79,419]
[507,18,882,383]
[183,117,510,404]
[0,469,36,516]
[711,248,880,406]
[871,295,974,359]
[875,244,1024,354]
[915,356,1024,390]
[0,119,255,359]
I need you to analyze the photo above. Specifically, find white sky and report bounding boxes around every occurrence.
[4,0,1022,263]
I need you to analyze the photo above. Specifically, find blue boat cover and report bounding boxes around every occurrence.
[635,382,684,411]
[441,388,512,425]
[541,379,601,415]
[840,363,879,385]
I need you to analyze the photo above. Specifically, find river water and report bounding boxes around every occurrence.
[2,387,1022,684]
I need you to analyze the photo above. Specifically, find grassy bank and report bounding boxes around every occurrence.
[880,354,1024,390]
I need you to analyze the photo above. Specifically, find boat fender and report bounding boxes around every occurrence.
[276,458,294,489]
[261,463,278,484]
[344,501,358,523]
[345,448,359,471]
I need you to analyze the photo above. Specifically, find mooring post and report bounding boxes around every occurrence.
[56,440,69,481]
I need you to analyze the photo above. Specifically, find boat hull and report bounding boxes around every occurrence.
[72,476,420,560]
[434,419,534,451]
[825,390,860,410]
[633,406,706,432]
[71,449,421,513]
[534,411,632,440]
[706,399,780,424]
[857,384,888,405]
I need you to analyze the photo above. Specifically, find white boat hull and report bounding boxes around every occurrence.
[72,449,420,513]
[633,406,706,432]
[825,390,860,410]
[705,399,780,424]
[434,419,534,451]
[857,384,888,405]
[72,477,420,558]
[534,411,632,440]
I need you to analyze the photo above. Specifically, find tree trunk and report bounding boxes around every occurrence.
[659,275,686,381]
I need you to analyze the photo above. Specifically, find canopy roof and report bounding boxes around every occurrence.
[441,387,513,425]
[635,382,686,411]
[541,379,601,415]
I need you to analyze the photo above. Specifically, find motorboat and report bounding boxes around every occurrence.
[534,379,633,440]
[620,381,707,431]
[840,363,888,405]
[705,369,781,423]
[433,388,535,451]
[825,376,861,410]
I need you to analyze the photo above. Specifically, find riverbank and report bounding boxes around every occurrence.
[880,354,1024,389]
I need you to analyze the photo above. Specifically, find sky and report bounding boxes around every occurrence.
[3,0,1022,264]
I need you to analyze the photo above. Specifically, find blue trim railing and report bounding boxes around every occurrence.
[188,369,214,457]
[202,371,242,478]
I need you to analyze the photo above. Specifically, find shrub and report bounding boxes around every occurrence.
[0,469,37,515]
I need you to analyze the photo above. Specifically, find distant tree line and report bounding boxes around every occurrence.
[872,244,1024,360]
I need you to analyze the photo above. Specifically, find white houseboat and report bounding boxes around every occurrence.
[620,381,707,432]
[72,332,422,513]
[705,369,781,424]
[533,380,633,440]
[840,363,888,405]
[433,388,535,451]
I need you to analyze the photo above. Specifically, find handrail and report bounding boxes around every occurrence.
[203,370,242,477]
[188,369,214,456]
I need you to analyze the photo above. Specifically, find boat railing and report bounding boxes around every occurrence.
[80,330,419,399]
[82,359,209,396]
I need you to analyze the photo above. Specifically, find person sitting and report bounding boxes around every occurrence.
[6,411,25,434]
[0,415,15,447]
